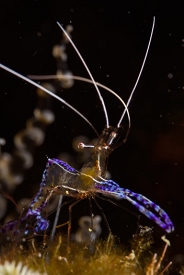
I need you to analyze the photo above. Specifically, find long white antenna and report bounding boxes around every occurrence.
[28,73,131,130]
[117,16,155,127]
[0,63,98,136]
[56,22,109,128]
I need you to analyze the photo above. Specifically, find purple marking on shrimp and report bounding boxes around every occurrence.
[41,157,174,233]
[0,157,78,239]
[0,189,50,238]
[94,180,174,233]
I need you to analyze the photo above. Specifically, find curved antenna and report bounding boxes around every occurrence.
[117,16,155,127]
[56,22,109,128]
[28,74,131,131]
[0,63,98,136]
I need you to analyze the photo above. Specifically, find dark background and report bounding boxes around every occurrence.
[0,0,184,272]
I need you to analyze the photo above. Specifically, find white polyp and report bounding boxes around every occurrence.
[2,164,24,186]
[73,215,102,242]
[26,127,45,146]
[14,128,45,148]
[34,109,55,124]
[0,261,47,275]
[0,138,6,146]
[60,52,67,62]
[57,70,74,88]
[52,45,66,59]
[37,83,56,97]
[14,150,33,169]
[0,153,16,188]
[66,25,74,33]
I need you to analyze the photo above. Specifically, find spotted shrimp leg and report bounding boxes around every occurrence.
[94,179,174,233]
[0,188,51,238]
[0,158,79,238]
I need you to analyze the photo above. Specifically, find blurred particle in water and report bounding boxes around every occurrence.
[167,73,173,79]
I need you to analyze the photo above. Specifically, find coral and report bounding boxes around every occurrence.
[0,261,46,275]
[0,231,172,275]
